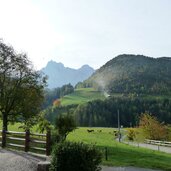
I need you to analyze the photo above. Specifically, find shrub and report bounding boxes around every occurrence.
[50,141,102,171]
[139,113,169,140]
[54,114,76,142]
[127,128,136,141]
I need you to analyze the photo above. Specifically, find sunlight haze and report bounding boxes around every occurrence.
[0,0,171,70]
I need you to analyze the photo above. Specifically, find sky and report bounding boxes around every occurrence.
[0,0,171,70]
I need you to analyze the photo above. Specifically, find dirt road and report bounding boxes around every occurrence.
[124,141,171,154]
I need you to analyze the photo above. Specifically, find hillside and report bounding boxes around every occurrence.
[42,55,171,128]
[82,54,171,95]
[41,60,95,89]
[61,88,105,106]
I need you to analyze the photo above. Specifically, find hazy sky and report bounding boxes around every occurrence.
[0,0,171,70]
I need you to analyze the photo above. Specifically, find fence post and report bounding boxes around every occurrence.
[25,130,30,152]
[2,129,6,148]
[46,130,51,156]
[105,147,108,161]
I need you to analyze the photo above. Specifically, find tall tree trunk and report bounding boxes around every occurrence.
[2,113,8,131]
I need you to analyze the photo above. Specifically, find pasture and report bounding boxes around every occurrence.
[61,88,105,106]
[0,120,38,132]
[67,127,171,171]
[61,88,171,107]
[1,122,171,170]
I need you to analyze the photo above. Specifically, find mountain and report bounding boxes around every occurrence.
[41,60,95,89]
[82,54,171,95]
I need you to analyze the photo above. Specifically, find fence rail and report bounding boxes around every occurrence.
[145,139,171,147]
[0,129,51,156]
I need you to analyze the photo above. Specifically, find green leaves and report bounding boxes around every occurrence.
[139,113,169,140]
[54,114,76,142]
[50,141,102,171]
[0,40,46,130]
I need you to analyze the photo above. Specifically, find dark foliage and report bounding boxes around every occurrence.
[80,54,171,94]
[43,83,74,108]
[74,97,171,127]
[54,114,76,142]
[44,104,77,124]
[50,142,102,171]
[0,40,46,130]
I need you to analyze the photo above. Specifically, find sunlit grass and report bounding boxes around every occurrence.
[61,88,105,106]
[67,127,171,171]
[0,120,38,132]
[1,121,171,170]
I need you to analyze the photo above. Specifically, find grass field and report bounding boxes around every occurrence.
[1,121,171,170]
[0,120,38,132]
[67,127,171,171]
[61,88,105,106]
[61,88,171,106]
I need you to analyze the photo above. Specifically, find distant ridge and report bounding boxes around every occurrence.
[81,54,171,95]
[41,60,95,89]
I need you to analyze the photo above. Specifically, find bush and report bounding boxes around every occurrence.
[127,128,136,141]
[50,141,102,171]
[139,113,169,140]
[54,114,76,142]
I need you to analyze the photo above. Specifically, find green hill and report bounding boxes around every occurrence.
[81,54,171,95]
[43,55,171,127]
[61,88,105,106]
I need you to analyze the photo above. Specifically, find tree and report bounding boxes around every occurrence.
[0,40,46,131]
[139,113,169,140]
[127,128,136,141]
[54,114,76,142]
[53,99,61,107]
[37,110,51,133]
[42,84,74,109]
[60,83,74,97]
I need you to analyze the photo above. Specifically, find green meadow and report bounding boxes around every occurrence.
[61,88,105,106]
[1,122,171,170]
[68,127,171,171]
[0,120,38,132]
[60,87,171,107]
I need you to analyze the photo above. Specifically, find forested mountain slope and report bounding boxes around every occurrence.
[81,54,171,95]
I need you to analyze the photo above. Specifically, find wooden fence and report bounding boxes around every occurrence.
[145,139,171,147]
[0,130,51,156]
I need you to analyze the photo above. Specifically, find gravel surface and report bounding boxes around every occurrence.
[124,141,171,154]
[0,149,42,171]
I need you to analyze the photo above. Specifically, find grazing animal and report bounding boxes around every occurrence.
[98,130,102,133]
[113,130,118,137]
[87,129,94,133]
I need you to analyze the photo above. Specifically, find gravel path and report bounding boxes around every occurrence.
[124,141,171,154]
[0,149,43,171]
